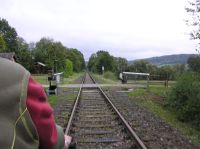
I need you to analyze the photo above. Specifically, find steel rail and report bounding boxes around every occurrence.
[64,74,85,135]
[88,73,148,149]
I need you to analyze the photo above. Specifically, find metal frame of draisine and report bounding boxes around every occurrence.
[65,73,147,149]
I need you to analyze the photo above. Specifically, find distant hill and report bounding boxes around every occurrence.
[129,54,196,66]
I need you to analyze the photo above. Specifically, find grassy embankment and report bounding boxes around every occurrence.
[128,85,200,146]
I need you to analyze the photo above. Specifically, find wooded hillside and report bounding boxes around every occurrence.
[130,54,196,65]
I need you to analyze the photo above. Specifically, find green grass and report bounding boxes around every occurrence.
[128,86,200,146]
[48,89,77,107]
[148,85,169,97]
[32,72,84,85]
[92,73,120,84]
[128,88,146,97]
[63,72,84,84]
[48,95,58,106]
[32,74,48,84]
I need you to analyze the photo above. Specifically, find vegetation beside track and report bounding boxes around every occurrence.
[48,88,78,107]
[32,74,48,84]
[92,73,120,84]
[63,72,84,84]
[32,72,84,84]
[128,86,200,146]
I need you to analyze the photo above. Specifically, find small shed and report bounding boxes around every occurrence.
[120,72,150,88]
[35,62,48,74]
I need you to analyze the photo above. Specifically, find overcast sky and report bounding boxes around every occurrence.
[0,0,197,60]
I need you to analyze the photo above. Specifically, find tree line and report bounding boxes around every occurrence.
[0,18,85,76]
[87,50,200,80]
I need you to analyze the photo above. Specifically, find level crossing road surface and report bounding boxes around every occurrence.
[42,84,147,88]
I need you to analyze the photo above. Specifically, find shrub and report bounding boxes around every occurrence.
[64,59,73,77]
[167,72,200,129]
[103,71,117,80]
[188,56,200,73]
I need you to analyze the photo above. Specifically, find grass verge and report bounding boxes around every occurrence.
[32,74,48,84]
[48,89,77,107]
[63,72,84,84]
[128,86,200,146]
[92,73,120,84]
[32,72,84,85]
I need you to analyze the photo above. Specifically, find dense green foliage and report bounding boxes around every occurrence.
[168,72,200,129]
[0,18,85,75]
[0,18,18,52]
[88,51,115,73]
[64,59,73,77]
[88,50,187,80]
[188,56,200,72]
[103,71,117,80]
[32,38,85,74]
[164,2,200,131]
[128,60,150,73]
[87,53,96,72]
[127,60,179,80]
[0,34,6,52]
[66,48,85,72]
[114,57,128,73]
[16,37,35,71]
[33,38,67,72]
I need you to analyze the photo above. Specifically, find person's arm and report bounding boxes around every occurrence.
[26,76,65,149]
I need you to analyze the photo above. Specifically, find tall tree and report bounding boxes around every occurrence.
[63,59,73,77]
[87,50,115,73]
[87,53,97,72]
[114,57,128,73]
[187,56,200,72]
[130,60,149,73]
[96,51,115,73]
[33,37,67,72]
[66,48,85,72]
[186,0,200,53]
[16,37,34,71]
[0,18,18,52]
[0,34,6,52]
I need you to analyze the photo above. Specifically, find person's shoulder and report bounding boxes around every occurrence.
[0,57,28,72]
[0,57,30,81]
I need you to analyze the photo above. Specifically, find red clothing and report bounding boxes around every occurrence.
[26,77,58,149]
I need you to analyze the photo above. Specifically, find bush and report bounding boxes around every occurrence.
[103,71,117,80]
[64,59,73,77]
[188,56,200,73]
[167,72,200,129]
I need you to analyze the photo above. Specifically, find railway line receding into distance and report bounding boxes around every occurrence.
[64,73,147,149]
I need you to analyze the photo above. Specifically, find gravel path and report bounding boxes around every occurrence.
[105,89,200,149]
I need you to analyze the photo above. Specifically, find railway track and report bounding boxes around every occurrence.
[64,73,147,149]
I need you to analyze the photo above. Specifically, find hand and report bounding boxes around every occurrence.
[63,135,72,149]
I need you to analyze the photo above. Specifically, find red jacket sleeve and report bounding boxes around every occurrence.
[26,77,57,149]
